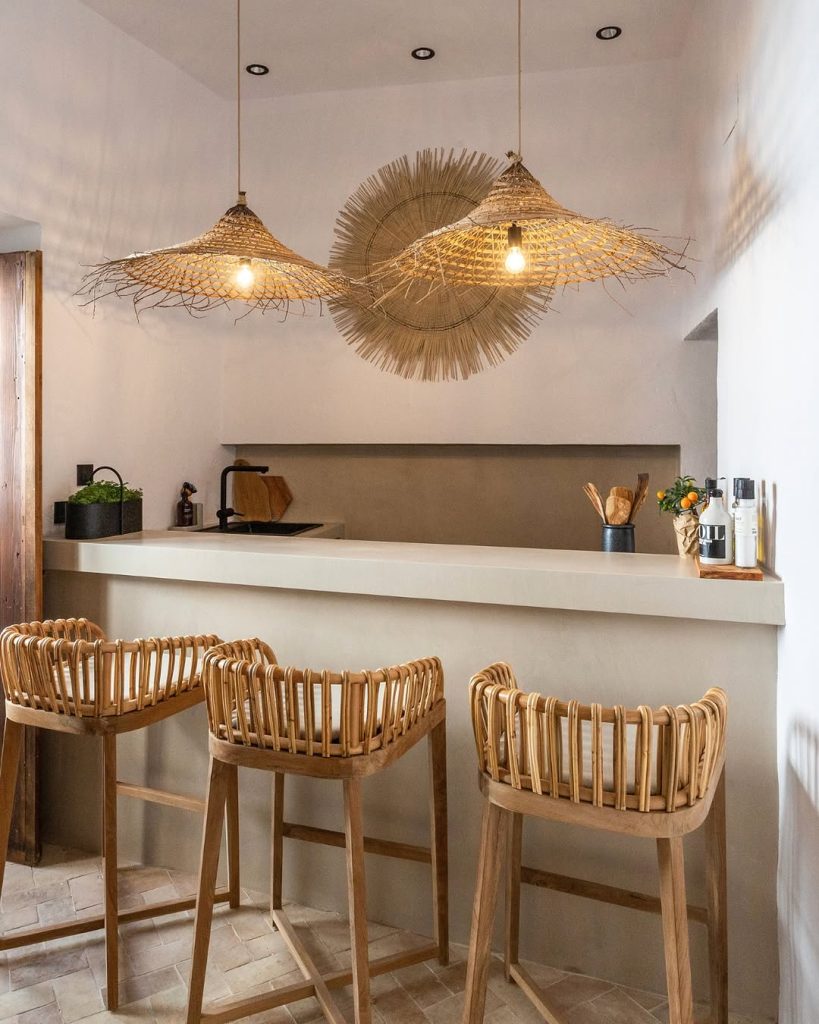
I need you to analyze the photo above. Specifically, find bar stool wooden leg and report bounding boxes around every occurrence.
[505,812,523,981]
[271,771,284,911]
[428,717,449,965]
[0,718,25,895]
[343,778,371,1024]
[463,800,509,1024]
[225,763,240,909]
[102,734,119,1011]
[187,757,230,1024]
[705,772,728,1024]
[657,837,694,1024]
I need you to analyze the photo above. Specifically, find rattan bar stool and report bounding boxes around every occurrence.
[186,639,448,1024]
[0,618,239,1011]
[463,664,728,1024]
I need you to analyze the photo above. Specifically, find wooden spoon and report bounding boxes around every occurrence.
[628,473,650,523]
[606,488,633,525]
[583,482,608,523]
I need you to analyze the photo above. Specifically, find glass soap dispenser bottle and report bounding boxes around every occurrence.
[698,478,733,565]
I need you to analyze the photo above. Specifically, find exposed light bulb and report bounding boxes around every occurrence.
[504,223,526,274]
[236,259,254,290]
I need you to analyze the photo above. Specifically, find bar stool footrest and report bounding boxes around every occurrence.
[0,887,234,952]
[283,820,432,864]
[200,939,440,1024]
[520,866,708,924]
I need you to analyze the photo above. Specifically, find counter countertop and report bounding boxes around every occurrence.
[44,531,784,626]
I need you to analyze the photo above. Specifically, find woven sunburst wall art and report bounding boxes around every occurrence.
[329,148,551,382]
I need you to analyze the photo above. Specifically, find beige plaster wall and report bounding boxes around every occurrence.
[236,444,680,554]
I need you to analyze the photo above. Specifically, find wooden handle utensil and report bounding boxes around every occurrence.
[583,482,608,523]
[628,473,650,523]
[606,487,633,525]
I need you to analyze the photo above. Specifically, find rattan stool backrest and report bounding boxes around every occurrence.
[470,663,727,813]
[203,640,444,758]
[0,619,221,719]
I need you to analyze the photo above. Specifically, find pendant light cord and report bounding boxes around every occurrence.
[517,0,522,160]
[236,0,242,197]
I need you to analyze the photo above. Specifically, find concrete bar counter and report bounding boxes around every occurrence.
[43,532,784,1018]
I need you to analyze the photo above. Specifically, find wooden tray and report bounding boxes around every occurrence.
[697,560,763,581]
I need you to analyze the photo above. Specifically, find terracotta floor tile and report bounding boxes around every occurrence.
[66,876,103,914]
[0,905,39,933]
[117,867,173,898]
[536,972,614,1015]
[13,999,64,1023]
[617,985,666,1011]
[394,962,452,1009]
[114,964,183,1007]
[3,880,70,915]
[0,980,56,1020]
[51,967,104,1022]
[373,982,430,1024]
[422,988,503,1024]
[587,986,664,1024]
[431,960,467,995]
[9,949,88,993]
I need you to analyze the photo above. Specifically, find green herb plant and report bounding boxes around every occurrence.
[68,480,143,505]
[656,476,705,516]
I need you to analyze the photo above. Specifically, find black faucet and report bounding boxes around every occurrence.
[217,464,269,531]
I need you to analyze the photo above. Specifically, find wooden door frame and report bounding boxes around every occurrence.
[0,250,43,863]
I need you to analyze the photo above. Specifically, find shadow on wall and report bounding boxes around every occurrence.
[780,719,819,1019]
[716,135,780,272]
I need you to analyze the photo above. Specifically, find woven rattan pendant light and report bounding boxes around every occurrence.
[79,0,350,315]
[384,0,688,292]
[328,149,551,381]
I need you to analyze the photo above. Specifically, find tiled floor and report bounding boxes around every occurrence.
[0,847,765,1024]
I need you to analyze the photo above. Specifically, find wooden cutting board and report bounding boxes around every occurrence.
[232,460,272,521]
[697,560,763,581]
[261,476,293,522]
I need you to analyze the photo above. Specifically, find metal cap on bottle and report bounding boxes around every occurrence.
[704,478,722,497]
[733,477,755,500]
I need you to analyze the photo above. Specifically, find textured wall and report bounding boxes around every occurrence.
[237,444,680,553]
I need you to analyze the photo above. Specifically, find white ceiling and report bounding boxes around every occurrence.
[78,0,695,99]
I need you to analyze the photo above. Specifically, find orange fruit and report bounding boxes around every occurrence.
[680,497,692,510]
[687,491,699,502]
[656,490,666,500]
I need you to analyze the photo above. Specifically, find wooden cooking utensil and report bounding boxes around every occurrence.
[261,476,293,522]
[628,473,650,523]
[232,459,272,521]
[605,487,633,525]
[583,482,607,523]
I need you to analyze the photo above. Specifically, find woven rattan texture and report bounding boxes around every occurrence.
[329,149,551,381]
[203,639,444,758]
[0,619,221,718]
[385,158,690,291]
[470,662,727,813]
[78,195,354,316]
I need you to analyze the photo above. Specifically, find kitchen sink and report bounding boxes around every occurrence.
[200,521,322,536]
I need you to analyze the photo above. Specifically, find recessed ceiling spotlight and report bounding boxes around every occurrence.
[411,47,435,60]
[246,63,269,75]
[595,26,622,40]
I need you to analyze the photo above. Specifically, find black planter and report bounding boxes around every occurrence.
[601,523,635,553]
[65,500,142,540]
